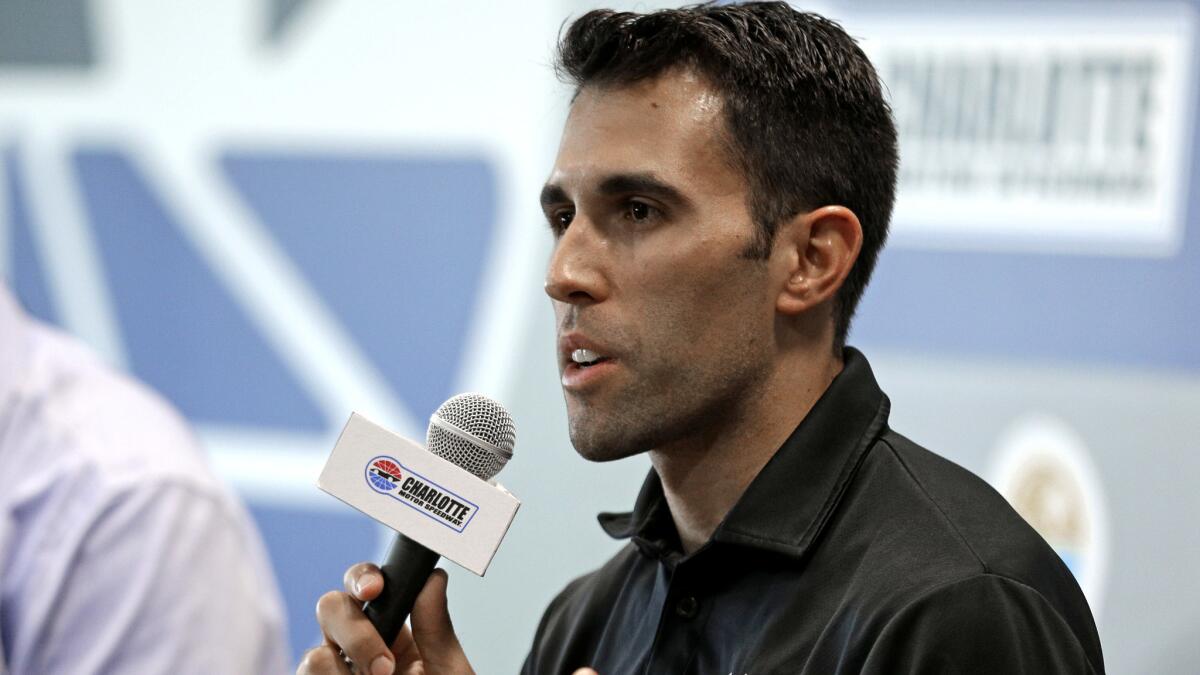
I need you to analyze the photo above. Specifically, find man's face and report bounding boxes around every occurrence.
[541,70,781,461]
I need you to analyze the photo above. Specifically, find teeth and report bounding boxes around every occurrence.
[571,348,602,364]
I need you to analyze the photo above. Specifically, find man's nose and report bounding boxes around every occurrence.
[544,216,609,305]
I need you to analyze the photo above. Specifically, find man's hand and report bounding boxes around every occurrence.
[298,563,474,675]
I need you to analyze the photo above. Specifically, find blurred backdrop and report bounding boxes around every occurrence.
[1,0,1197,672]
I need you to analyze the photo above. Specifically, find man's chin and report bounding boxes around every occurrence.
[573,445,647,463]
[568,426,648,463]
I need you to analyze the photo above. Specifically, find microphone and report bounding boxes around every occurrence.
[362,393,517,645]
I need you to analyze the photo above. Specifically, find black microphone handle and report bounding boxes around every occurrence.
[363,533,442,645]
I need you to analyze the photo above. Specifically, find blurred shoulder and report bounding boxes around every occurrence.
[875,428,1078,585]
[8,321,218,493]
[852,428,1103,665]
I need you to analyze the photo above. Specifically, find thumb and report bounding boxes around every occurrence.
[573,670,600,675]
[410,568,473,674]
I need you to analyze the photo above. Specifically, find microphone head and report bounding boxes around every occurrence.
[426,393,516,481]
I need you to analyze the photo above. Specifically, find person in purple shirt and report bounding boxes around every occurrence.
[0,285,290,674]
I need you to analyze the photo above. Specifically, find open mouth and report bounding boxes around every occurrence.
[571,348,610,368]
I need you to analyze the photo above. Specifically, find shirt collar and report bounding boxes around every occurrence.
[597,347,891,560]
[0,285,32,408]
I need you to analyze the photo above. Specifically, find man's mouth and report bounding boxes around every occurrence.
[561,339,617,389]
[570,348,610,368]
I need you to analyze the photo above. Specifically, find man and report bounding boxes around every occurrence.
[301,3,1104,674]
[0,284,291,674]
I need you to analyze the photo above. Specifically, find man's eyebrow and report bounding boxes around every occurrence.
[539,183,569,211]
[597,173,690,207]
[539,173,693,212]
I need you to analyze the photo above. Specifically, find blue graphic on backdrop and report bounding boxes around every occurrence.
[221,152,495,420]
[7,144,501,664]
[8,147,497,434]
[72,148,325,431]
[5,147,59,325]
[250,504,380,661]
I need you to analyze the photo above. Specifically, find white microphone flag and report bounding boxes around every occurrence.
[318,412,521,575]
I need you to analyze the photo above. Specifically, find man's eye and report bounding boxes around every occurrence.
[626,200,655,222]
[553,210,574,233]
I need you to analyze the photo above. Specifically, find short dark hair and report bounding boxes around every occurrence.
[556,1,898,351]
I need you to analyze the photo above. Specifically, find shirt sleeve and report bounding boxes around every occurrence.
[22,482,290,675]
[861,574,1102,674]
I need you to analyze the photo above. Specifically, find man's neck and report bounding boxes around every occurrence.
[649,350,843,555]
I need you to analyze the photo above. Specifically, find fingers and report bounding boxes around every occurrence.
[390,623,423,669]
[297,644,352,674]
[343,561,384,601]
[409,569,473,673]
[316,564,471,675]
[315,590,395,675]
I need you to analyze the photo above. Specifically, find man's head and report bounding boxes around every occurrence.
[542,2,897,460]
[556,2,897,348]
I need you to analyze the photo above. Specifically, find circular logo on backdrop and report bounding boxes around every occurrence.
[988,415,1109,618]
[367,457,403,492]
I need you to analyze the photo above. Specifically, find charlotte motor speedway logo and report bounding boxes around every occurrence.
[366,456,478,532]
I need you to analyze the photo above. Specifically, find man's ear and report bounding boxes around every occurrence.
[774,205,862,316]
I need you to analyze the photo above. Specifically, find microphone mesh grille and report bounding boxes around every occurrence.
[426,393,516,481]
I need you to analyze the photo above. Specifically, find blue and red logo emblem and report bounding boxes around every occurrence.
[367,458,402,492]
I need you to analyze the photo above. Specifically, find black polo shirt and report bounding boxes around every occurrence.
[521,349,1104,674]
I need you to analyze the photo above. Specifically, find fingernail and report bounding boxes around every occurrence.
[355,573,377,595]
[370,654,393,675]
